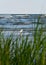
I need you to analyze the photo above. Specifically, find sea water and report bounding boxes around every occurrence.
[0,14,46,39]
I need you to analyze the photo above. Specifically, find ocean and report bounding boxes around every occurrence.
[0,14,46,38]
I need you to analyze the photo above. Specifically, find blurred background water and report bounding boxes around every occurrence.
[0,14,46,39]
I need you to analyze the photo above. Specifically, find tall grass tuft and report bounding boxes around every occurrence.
[0,17,46,65]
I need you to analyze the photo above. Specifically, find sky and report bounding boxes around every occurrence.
[0,0,46,14]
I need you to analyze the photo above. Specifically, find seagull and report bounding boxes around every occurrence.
[19,29,23,36]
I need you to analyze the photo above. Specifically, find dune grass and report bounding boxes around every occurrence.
[0,17,46,65]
